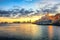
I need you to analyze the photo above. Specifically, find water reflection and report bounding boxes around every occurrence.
[0,23,59,40]
[0,24,42,40]
[48,26,53,40]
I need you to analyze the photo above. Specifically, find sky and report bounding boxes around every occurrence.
[0,0,40,10]
[0,0,60,10]
[0,0,60,15]
[0,0,60,22]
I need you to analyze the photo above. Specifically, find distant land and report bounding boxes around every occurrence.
[0,13,60,26]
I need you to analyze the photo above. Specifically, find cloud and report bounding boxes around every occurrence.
[34,1,60,13]
[54,4,60,13]
[0,1,60,17]
[0,7,34,17]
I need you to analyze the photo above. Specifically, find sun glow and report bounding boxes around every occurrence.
[0,15,42,23]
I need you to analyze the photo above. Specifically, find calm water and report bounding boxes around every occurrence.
[0,23,60,40]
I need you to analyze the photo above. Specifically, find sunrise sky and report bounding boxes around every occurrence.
[0,0,60,23]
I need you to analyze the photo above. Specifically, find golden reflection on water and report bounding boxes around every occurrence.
[48,25,53,40]
[0,24,56,40]
[0,24,42,38]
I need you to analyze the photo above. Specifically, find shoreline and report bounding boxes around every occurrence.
[0,23,60,26]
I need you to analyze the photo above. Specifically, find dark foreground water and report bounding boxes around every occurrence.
[0,23,60,40]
